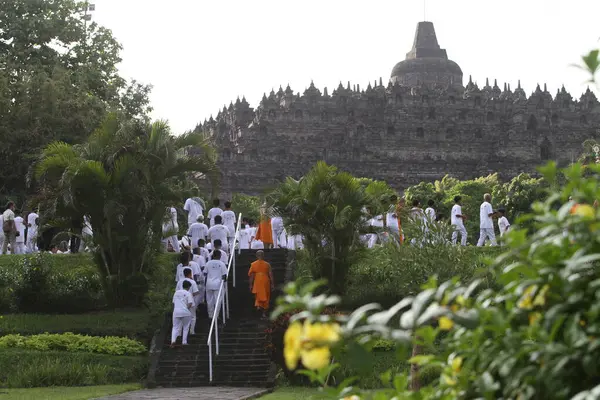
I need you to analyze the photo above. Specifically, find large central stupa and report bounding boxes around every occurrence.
[390,21,463,91]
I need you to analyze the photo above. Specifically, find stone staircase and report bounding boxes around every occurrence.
[148,248,294,388]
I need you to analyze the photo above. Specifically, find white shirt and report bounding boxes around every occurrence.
[14,216,25,243]
[207,224,231,247]
[479,201,494,229]
[205,260,227,290]
[210,249,228,265]
[498,216,510,236]
[183,198,204,226]
[175,263,197,282]
[370,215,385,228]
[163,207,178,234]
[208,207,223,226]
[451,204,463,226]
[425,207,436,221]
[192,254,206,269]
[27,212,39,232]
[239,228,251,249]
[199,247,210,263]
[82,216,92,236]
[271,217,283,233]
[176,277,199,294]
[386,213,399,232]
[172,289,194,317]
[187,222,208,247]
[221,210,236,236]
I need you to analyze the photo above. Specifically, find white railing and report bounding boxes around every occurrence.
[207,212,243,382]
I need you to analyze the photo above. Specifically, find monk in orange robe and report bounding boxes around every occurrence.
[255,213,274,249]
[397,197,405,244]
[248,250,274,318]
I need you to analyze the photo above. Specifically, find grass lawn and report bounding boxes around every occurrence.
[0,384,140,400]
[259,388,328,400]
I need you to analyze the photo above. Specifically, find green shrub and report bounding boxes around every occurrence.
[0,333,147,356]
[295,246,501,309]
[0,349,147,388]
[0,253,176,315]
[0,254,104,313]
[0,311,155,342]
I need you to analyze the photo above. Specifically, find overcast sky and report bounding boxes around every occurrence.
[92,0,600,134]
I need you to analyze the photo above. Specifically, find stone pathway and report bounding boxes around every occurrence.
[95,387,271,400]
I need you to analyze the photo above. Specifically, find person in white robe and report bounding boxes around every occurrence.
[162,206,180,253]
[78,215,93,252]
[175,252,195,282]
[238,220,251,250]
[171,281,194,347]
[197,239,210,263]
[205,250,228,319]
[13,212,26,254]
[26,211,39,253]
[476,193,498,247]
[207,215,231,252]
[221,202,236,249]
[0,214,4,255]
[176,267,200,335]
[286,234,304,250]
[209,239,229,265]
[207,199,223,227]
[187,216,208,249]
[409,200,427,247]
[451,196,468,246]
[183,196,204,229]
[271,216,284,247]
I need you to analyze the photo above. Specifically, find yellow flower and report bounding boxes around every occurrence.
[450,304,459,312]
[301,346,332,370]
[439,316,454,331]
[456,295,466,306]
[528,312,542,326]
[573,204,595,219]
[580,319,586,327]
[442,374,457,386]
[533,285,549,307]
[303,321,340,345]
[451,356,463,373]
[518,285,536,310]
[284,321,303,370]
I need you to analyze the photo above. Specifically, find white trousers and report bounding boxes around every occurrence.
[477,228,497,246]
[206,289,219,319]
[189,306,197,334]
[26,232,37,253]
[171,315,191,344]
[452,224,468,246]
[13,243,26,255]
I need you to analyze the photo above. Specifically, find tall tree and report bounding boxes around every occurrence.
[35,114,218,307]
[268,162,395,294]
[0,0,152,199]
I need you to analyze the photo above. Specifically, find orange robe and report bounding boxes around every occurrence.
[396,203,404,244]
[249,259,272,310]
[255,218,273,244]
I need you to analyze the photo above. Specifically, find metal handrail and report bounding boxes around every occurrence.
[206,212,242,382]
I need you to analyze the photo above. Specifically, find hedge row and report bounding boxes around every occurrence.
[295,245,501,309]
[0,349,146,388]
[0,253,177,315]
[0,311,155,341]
[0,333,147,356]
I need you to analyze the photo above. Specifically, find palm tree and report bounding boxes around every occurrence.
[268,162,395,294]
[35,113,219,307]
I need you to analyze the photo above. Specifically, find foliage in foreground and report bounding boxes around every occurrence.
[275,162,600,399]
[35,115,218,307]
[0,349,146,388]
[0,333,147,356]
[268,161,396,294]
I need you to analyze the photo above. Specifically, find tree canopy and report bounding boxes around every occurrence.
[35,114,218,306]
[0,0,152,200]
